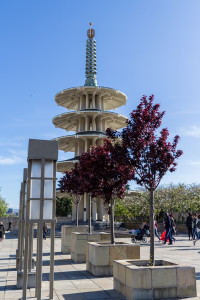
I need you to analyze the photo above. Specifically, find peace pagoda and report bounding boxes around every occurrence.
[53,23,127,222]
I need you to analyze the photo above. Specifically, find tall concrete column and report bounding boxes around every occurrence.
[85,116,89,131]
[92,93,96,108]
[97,198,104,221]
[92,198,97,221]
[83,193,87,221]
[86,93,89,108]
[92,116,96,131]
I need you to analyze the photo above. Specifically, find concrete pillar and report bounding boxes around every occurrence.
[86,93,89,108]
[78,97,80,110]
[97,198,104,221]
[92,93,96,108]
[85,116,89,131]
[92,116,96,131]
[92,199,97,221]
[83,193,87,222]
[84,140,88,152]
[101,98,104,110]
[99,96,102,110]
[96,94,100,109]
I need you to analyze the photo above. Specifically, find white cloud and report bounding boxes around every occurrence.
[0,155,25,165]
[181,126,200,138]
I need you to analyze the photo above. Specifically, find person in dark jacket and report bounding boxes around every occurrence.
[43,223,48,240]
[163,213,172,245]
[0,222,5,241]
[192,213,198,241]
[7,221,12,231]
[186,212,193,240]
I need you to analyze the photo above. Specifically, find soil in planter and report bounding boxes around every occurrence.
[126,259,177,267]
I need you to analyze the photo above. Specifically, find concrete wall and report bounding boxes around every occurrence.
[0,216,72,231]
[0,217,18,230]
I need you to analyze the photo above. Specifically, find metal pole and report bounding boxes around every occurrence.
[35,223,40,298]
[19,220,25,271]
[22,222,30,300]
[36,222,43,300]
[28,224,33,272]
[89,193,91,234]
[49,222,55,299]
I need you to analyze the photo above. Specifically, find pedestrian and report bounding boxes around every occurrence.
[186,212,193,240]
[154,219,160,241]
[43,223,48,240]
[0,222,5,242]
[163,212,172,245]
[7,221,12,231]
[197,215,200,239]
[169,213,176,243]
[192,213,198,241]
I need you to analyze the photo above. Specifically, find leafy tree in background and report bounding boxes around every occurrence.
[107,95,183,264]
[0,189,8,217]
[115,184,200,223]
[56,196,72,217]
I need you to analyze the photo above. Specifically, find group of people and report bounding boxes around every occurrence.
[186,212,200,243]
[154,212,176,245]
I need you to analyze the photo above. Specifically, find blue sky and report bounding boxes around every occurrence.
[1,1,200,208]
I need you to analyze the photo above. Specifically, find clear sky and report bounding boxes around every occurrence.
[1,0,200,208]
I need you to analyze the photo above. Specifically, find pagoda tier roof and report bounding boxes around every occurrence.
[57,158,79,173]
[55,86,126,110]
[53,110,127,132]
[54,131,106,152]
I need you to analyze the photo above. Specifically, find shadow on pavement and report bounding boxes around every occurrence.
[62,289,126,300]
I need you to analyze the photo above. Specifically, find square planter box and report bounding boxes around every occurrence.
[61,225,92,254]
[86,241,140,276]
[71,232,110,263]
[113,259,197,299]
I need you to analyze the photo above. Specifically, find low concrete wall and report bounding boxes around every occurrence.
[0,216,72,231]
[0,217,19,230]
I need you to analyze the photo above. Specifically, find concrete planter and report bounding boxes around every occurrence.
[71,232,110,263]
[61,225,92,254]
[86,242,140,276]
[113,259,197,299]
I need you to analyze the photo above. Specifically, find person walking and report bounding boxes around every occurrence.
[192,213,198,242]
[169,213,176,243]
[0,222,5,241]
[163,212,172,245]
[186,212,193,240]
[7,221,12,232]
[43,223,48,240]
[154,219,160,241]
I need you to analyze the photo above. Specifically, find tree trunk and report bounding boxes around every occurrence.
[89,193,92,234]
[149,188,155,265]
[76,201,79,227]
[110,199,115,244]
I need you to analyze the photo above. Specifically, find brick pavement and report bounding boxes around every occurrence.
[0,232,200,299]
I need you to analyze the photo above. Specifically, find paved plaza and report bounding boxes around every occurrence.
[1,232,200,299]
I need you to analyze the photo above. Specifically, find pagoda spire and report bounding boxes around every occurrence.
[84,22,97,86]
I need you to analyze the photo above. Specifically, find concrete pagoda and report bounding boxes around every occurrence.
[53,23,127,222]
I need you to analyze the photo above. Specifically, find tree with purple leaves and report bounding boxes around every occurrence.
[106,95,183,264]
[59,167,83,226]
[59,143,134,244]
